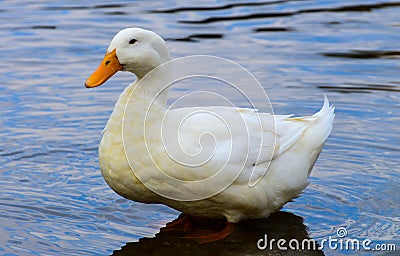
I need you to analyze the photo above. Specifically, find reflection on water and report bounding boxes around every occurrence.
[175,1,400,24]
[318,82,400,93]
[113,212,324,256]
[321,50,400,59]
[0,0,399,255]
[167,33,224,42]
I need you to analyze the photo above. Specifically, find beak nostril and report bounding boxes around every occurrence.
[86,48,121,88]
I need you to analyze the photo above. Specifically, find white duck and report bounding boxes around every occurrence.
[85,28,334,243]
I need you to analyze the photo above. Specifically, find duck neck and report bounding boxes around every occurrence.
[103,66,171,138]
[129,59,172,107]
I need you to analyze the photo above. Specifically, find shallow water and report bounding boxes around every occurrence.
[0,0,399,255]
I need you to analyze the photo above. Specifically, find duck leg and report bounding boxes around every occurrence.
[161,214,193,233]
[183,222,235,244]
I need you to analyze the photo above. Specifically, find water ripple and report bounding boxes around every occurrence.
[321,50,400,59]
[179,2,400,24]
[150,0,295,13]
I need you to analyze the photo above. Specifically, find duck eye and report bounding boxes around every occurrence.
[129,38,137,45]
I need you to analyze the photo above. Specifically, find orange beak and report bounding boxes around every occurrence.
[85,49,122,88]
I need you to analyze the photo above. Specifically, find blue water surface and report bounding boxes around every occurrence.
[0,1,399,255]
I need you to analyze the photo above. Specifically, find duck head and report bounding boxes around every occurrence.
[85,28,170,88]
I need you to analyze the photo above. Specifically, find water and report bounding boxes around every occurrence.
[0,0,399,255]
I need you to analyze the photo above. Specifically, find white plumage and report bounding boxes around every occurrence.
[86,28,334,224]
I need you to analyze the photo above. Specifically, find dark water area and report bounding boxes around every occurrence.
[0,0,399,255]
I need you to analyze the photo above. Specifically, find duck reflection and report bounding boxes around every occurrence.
[112,211,324,255]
